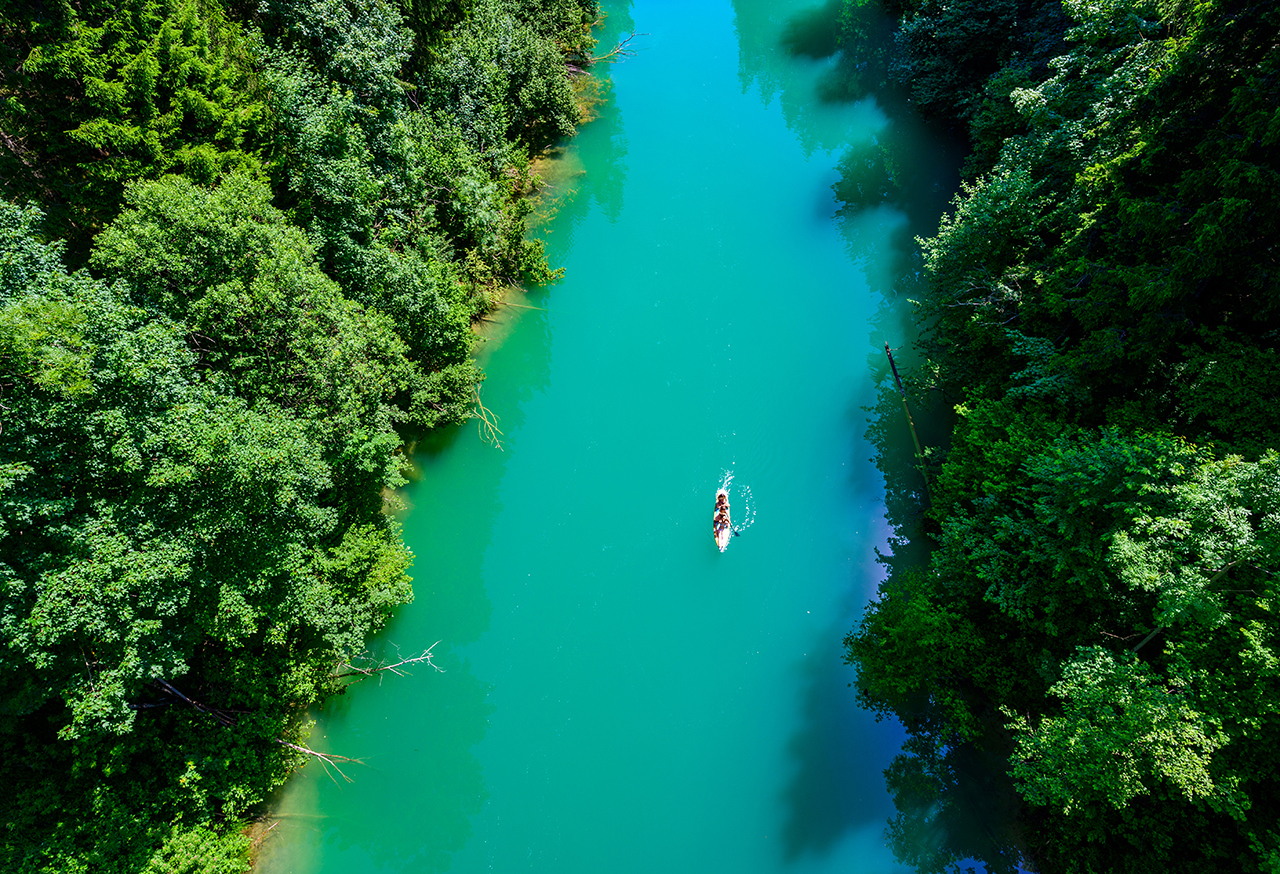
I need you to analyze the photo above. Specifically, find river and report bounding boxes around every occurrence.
[259,1,959,871]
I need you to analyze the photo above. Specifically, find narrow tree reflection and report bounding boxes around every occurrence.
[821,8,1029,864]
[855,368,1032,874]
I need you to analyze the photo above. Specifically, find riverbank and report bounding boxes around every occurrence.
[844,1,1280,870]
[0,2,605,871]
[248,1,959,871]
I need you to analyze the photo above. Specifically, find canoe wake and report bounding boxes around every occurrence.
[714,470,756,552]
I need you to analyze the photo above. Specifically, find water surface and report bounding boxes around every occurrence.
[260,1,959,871]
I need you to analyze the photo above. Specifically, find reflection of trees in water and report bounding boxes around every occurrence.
[531,73,629,258]
[833,95,962,299]
[780,0,895,102]
[723,1,1026,870]
[883,730,1028,874]
[599,0,634,38]
[855,179,1035,872]
[859,357,1033,874]
[856,214,1034,874]
[731,0,895,154]
[779,613,905,859]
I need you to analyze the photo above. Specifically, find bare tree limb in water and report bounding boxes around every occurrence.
[473,384,504,451]
[591,31,645,64]
[334,642,445,684]
[275,739,363,784]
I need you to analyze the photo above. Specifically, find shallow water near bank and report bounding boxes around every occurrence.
[258,1,960,871]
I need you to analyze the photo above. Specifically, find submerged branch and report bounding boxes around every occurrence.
[591,31,645,63]
[334,642,445,684]
[886,343,932,506]
[275,739,363,784]
[473,384,504,450]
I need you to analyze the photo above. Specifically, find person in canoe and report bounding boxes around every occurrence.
[714,489,732,552]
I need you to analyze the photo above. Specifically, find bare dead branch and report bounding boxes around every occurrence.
[473,384,504,450]
[80,645,96,693]
[249,821,280,853]
[334,641,445,683]
[1131,625,1164,654]
[275,739,362,784]
[591,31,645,63]
[153,678,237,727]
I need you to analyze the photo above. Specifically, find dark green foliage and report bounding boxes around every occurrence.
[396,0,476,74]
[257,0,586,381]
[1,196,416,870]
[874,0,1069,178]
[259,0,412,109]
[0,0,268,260]
[89,174,436,492]
[418,0,588,156]
[1,0,598,867]
[888,0,1068,132]
[843,0,1280,870]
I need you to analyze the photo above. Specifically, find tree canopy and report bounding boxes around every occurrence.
[839,0,1280,871]
[1,0,599,868]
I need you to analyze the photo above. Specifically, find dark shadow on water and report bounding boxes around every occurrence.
[732,0,896,154]
[400,420,468,486]
[751,0,1025,867]
[852,244,1033,874]
[778,623,900,861]
[882,731,1030,874]
[832,91,964,299]
[780,0,842,59]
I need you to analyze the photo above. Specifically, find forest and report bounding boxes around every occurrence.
[5,0,1277,870]
[837,0,1280,871]
[0,0,598,869]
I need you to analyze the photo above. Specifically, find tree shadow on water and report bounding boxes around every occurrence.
[856,344,1032,874]
[731,0,895,153]
[782,0,896,103]
[778,620,902,861]
[881,725,1031,874]
[779,0,843,60]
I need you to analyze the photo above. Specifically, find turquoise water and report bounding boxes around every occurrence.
[259,1,958,871]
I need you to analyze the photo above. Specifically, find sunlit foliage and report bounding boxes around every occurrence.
[842,0,1280,870]
[1,0,598,868]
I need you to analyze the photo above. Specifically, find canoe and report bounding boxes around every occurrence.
[713,488,732,552]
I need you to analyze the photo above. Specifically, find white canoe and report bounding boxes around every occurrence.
[713,488,731,552]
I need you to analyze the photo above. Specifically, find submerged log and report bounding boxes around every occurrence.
[885,342,931,506]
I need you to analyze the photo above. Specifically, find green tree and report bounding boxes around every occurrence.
[419,0,585,156]
[1,195,413,871]
[0,0,267,258]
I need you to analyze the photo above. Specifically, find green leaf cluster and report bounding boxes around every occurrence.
[1,191,414,870]
[1,0,600,868]
[842,0,1280,870]
[1,0,268,258]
